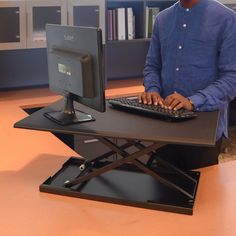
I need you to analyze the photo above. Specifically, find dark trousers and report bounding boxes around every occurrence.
[152,139,222,170]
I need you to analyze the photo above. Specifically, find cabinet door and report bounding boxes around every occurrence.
[68,0,106,44]
[0,7,20,43]
[26,0,67,48]
[73,5,99,28]
[0,1,26,50]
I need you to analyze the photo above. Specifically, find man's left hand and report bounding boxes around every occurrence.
[164,92,193,111]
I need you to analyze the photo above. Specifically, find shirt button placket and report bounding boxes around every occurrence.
[176,24,187,73]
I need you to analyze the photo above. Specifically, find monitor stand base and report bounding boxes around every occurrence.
[44,94,95,125]
[44,110,95,125]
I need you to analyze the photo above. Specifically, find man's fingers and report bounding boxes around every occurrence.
[139,92,191,111]
[174,102,184,110]
[152,94,164,106]
[138,94,142,103]
[139,92,163,106]
[169,99,180,109]
[141,93,147,104]
[146,93,152,104]
[152,94,159,105]
[164,95,174,107]
[158,97,164,106]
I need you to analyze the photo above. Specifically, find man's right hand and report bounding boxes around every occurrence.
[138,92,164,106]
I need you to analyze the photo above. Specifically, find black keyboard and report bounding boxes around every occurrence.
[108,97,197,121]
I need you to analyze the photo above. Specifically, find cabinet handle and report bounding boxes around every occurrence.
[83,139,99,144]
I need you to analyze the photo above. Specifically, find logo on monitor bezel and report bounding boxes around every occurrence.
[64,35,74,41]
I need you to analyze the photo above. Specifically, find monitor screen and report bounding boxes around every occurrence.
[44,24,105,125]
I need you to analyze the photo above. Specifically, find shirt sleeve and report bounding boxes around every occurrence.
[188,14,236,112]
[143,18,162,94]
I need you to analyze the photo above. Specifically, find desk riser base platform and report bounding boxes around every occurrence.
[40,157,200,215]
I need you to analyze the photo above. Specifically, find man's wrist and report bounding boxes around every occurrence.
[145,86,161,94]
[188,98,194,110]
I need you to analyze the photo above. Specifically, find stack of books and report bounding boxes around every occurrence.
[107,7,135,41]
[145,7,160,38]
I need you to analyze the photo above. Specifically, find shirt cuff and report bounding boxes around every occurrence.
[145,86,161,94]
[188,94,205,111]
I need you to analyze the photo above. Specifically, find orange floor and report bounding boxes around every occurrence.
[0,80,236,236]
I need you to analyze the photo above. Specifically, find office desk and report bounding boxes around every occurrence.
[1,86,236,235]
[15,99,219,215]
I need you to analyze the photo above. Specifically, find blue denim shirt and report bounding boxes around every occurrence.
[144,0,236,140]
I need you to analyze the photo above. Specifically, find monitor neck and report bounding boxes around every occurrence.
[63,94,76,115]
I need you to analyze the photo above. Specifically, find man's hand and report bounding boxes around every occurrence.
[164,92,193,111]
[138,92,164,106]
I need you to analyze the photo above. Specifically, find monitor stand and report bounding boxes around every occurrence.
[44,94,95,125]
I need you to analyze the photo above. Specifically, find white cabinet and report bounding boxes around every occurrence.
[0,0,26,50]
[67,0,106,43]
[0,0,234,51]
[26,0,67,48]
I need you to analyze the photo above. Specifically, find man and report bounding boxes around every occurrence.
[140,0,236,169]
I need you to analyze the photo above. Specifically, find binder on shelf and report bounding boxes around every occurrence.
[107,9,113,41]
[112,9,117,40]
[126,7,135,40]
[145,6,149,38]
[152,7,160,23]
[132,13,135,40]
[146,7,160,38]
[107,9,118,41]
[107,7,135,41]
[226,4,236,12]
[117,8,126,40]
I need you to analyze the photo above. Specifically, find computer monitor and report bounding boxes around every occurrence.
[44,24,105,125]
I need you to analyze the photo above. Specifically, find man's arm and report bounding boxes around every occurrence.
[143,18,162,94]
[189,15,236,112]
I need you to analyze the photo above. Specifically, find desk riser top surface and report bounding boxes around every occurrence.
[14,99,219,147]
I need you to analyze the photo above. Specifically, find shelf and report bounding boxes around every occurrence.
[107,38,151,44]
[107,1,145,40]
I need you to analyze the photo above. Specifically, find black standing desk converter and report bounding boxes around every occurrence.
[14,100,219,215]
